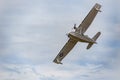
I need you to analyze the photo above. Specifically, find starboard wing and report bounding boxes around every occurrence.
[53,38,77,64]
[77,3,101,34]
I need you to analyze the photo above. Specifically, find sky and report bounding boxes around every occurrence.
[0,0,120,80]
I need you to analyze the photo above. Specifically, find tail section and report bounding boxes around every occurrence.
[87,32,101,49]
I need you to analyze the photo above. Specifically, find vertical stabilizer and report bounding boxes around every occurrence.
[87,32,101,49]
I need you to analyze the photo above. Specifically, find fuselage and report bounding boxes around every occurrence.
[68,32,96,43]
[53,3,101,64]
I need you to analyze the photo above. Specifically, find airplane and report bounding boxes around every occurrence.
[53,3,102,64]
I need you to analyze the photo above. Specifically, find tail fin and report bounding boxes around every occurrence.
[87,32,101,49]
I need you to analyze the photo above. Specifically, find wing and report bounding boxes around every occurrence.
[77,3,101,34]
[53,38,77,64]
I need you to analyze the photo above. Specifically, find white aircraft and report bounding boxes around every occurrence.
[53,3,101,64]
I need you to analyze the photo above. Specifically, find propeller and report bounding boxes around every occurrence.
[72,24,77,30]
[73,24,76,29]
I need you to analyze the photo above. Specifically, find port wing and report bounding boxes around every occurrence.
[53,38,77,64]
[77,3,101,34]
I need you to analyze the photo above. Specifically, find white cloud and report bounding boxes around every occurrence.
[0,63,105,80]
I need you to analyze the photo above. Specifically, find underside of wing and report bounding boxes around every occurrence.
[77,3,101,34]
[53,38,77,64]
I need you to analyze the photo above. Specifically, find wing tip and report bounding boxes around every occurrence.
[94,3,102,12]
[95,3,101,7]
[53,58,63,64]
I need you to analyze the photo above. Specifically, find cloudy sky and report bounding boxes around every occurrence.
[0,0,120,80]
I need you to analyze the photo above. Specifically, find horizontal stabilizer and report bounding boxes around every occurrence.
[87,32,101,49]
[92,32,101,41]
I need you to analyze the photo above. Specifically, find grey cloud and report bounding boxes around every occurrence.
[2,67,20,74]
[0,0,120,80]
